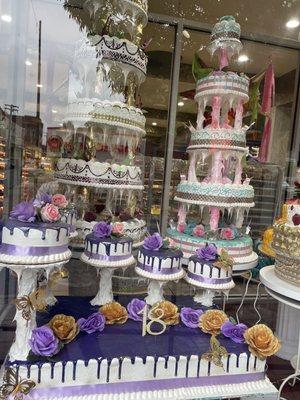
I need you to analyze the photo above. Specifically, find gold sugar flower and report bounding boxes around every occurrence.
[49,314,79,343]
[199,310,228,336]
[99,302,128,325]
[150,300,179,325]
[244,324,281,360]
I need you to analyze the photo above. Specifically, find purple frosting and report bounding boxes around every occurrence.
[221,320,248,343]
[33,193,52,208]
[29,326,59,357]
[196,244,217,261]
[180,307,203,329]
[143,233,163,251]
[127,298,146,322]
[78,312,106,334]
[93,221,112,238]
[10,201,36,222]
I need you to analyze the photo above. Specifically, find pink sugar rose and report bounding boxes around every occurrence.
[177,222,186,233]
[220,227,234,240]
[193,224,205,237]
[112,222,124,235]
[52,194,68,208]
[41,203,60,222]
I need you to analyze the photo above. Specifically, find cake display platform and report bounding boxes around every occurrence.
[260,265,300,303]
[6,296,278,400]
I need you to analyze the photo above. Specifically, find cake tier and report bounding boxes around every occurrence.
[81,233,134,267]
[166,229,257,265]
[95,35,147,85]
[188,127,247,152]
[7,296,266,399]
[186,255,235,290]
[0,220,72,265]
[55,159,144,190]
[63,0,148,40]
[195,72,249,104]
[63,98,98,128]
[90,101,145,134]
[275,252,300,286]
[136,247,184,281]
[175,182,255,208]
[73,218,146,249]
[272,221,300,259]
[121,218,147,248]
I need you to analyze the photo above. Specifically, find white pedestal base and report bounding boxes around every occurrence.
[145,280,166,305]
[90,268,115,306]
[276,302,300,361]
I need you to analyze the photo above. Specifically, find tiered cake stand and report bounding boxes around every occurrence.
[0,258,71,361]
[260,265,300,399]
[55,0,148,305]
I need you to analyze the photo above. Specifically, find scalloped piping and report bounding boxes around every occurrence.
[81,253,136,268]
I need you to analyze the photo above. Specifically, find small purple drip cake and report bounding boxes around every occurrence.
[136,233,184,280]
[81,221,135,267]
[0,194,72,265]
[185,244,235,290]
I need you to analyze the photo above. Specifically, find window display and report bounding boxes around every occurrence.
[0,1,300,400]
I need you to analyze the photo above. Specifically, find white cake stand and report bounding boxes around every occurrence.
[81,257,136,306]
[135,267,185,306]
[260,265,300,399]
[0,258,71,361]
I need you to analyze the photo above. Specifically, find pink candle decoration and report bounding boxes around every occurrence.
[211,96,221,128]
[234,159,243,184]
[209,207,220,231]
[177,204,187,225]
[219,47,229,70]
[234,98,244,129]
[188,153,198,182]
[210,151,224,183]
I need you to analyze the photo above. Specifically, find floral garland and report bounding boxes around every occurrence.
[28,299,281,363]
[177,221,239,241]
[10,193,70,223]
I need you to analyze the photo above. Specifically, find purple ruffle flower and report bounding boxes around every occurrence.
[10,201,36,222]
[180,307,203,329]
[33,192,52,208]
[143,233,163,251]
[221,320,248,343]
[127,298,146,321]
[78,312,106,334]
[93,221,112,238]
[196,244,217,261]
[29,326,59,357]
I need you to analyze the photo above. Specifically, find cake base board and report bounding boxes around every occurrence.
[135,266,185,281]
[185,274,235,290]
[21,378,277,400]
[260,265,300,302]
[81,253,136,268]
[0,257,71,270]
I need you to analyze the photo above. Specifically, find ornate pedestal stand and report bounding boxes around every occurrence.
[0,259,70,361]
[260,265,300,400]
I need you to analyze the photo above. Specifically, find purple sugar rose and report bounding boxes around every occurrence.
[33,192,52,208]
[196,244,217,261]
[93,221,112,238]
[10,201,36,222]
[127,298,146,321]
[143,233,163,251]
[78,312,106,334]
[29,326,59,357]
[221,320,248,343]
[180,307,203,329]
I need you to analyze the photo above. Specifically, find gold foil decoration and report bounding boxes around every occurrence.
[49,314,79,344]
[244,324,281,360]
[202,335,228,368]
[199,310,228,336]
[100,302,128,325]
[213,250,234,271]
[0,368,36,400]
